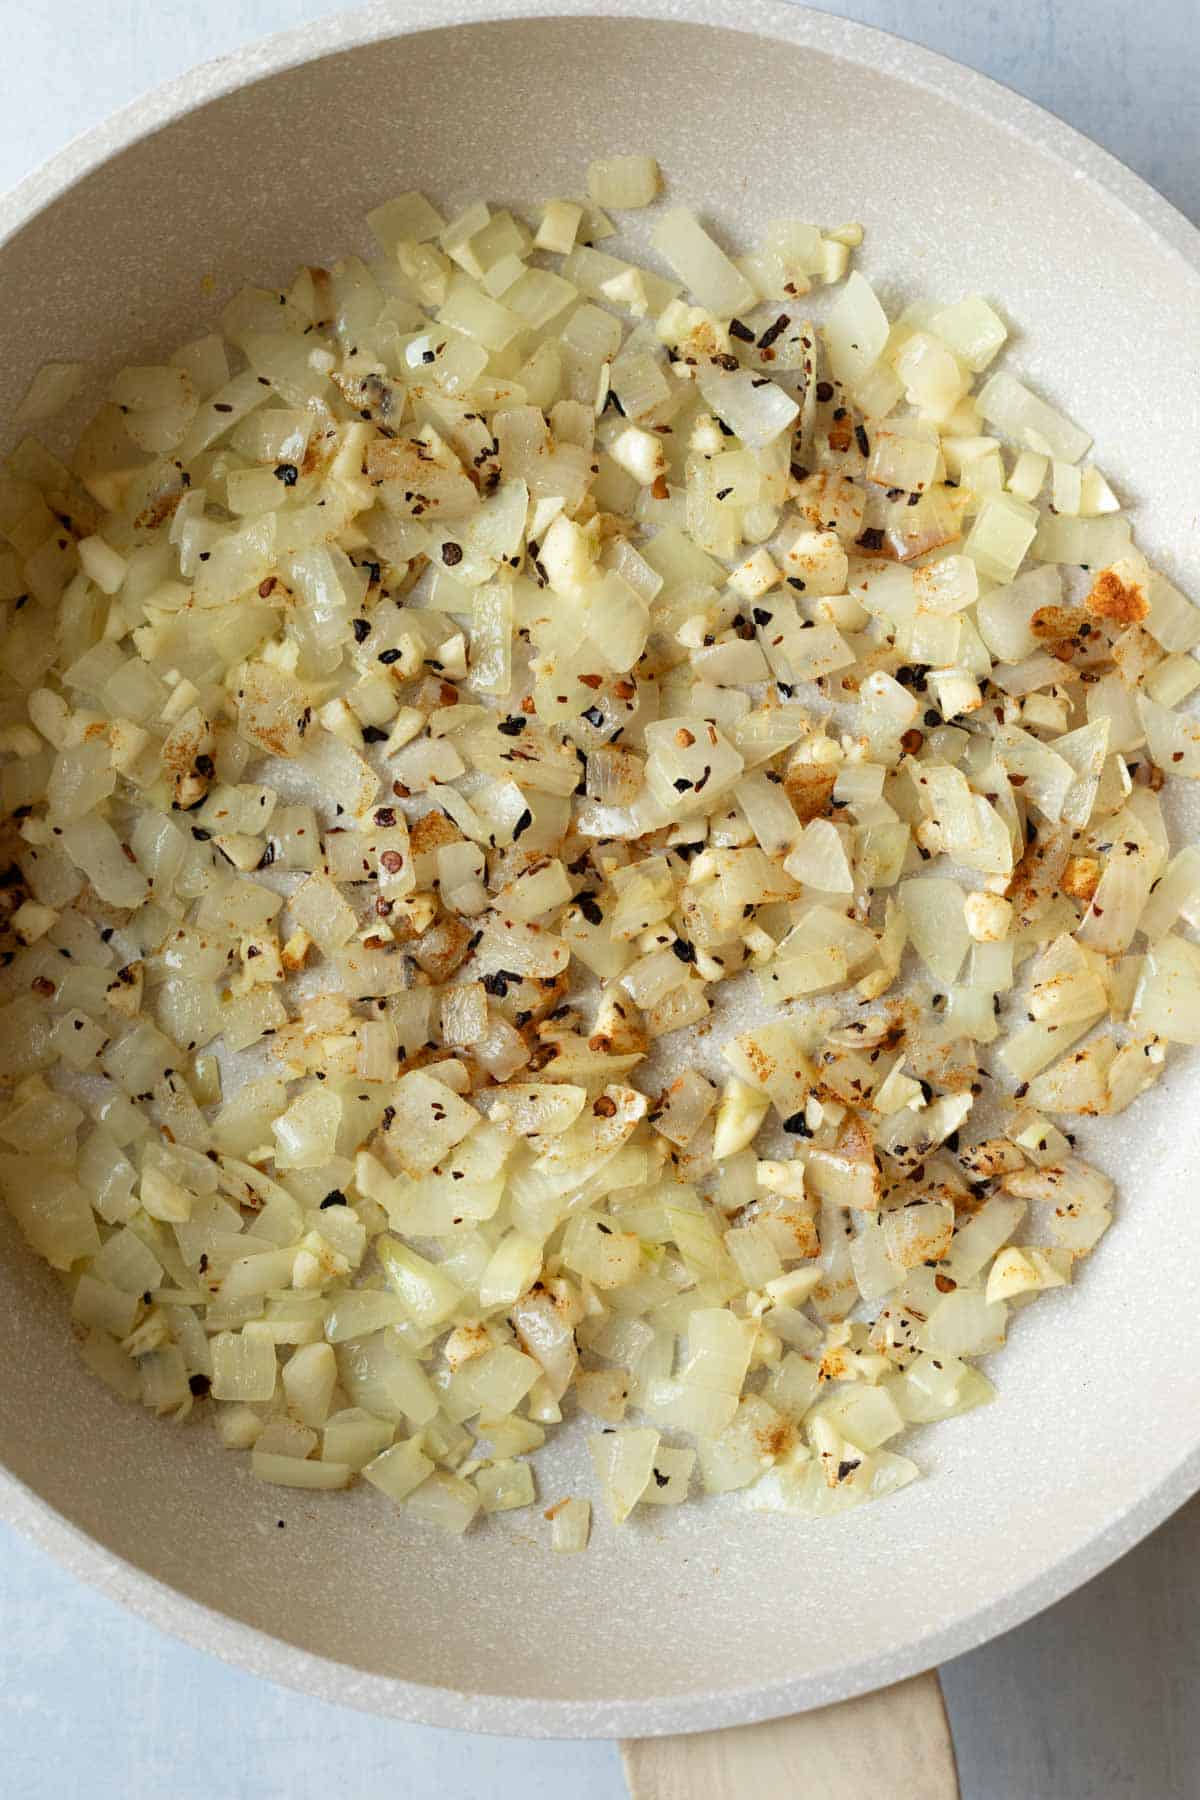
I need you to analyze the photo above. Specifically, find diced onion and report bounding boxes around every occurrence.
[0,149,1185,1553]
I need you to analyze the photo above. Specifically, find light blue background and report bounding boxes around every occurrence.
[1,5,1198,1796]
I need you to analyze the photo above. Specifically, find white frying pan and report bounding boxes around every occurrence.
[2,5,1199,1787]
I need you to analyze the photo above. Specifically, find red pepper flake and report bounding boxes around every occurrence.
[757,314,790,351]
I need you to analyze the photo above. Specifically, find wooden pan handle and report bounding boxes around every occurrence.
[621,1668,959,1799]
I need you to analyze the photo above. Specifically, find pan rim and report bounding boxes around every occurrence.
[1,0,1198,1740]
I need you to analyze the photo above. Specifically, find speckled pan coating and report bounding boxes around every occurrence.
[1,0,1199,1742]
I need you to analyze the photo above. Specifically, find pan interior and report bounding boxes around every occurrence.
[2,8,1199,1734]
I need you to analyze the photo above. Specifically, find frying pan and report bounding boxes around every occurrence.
[2,1,1199,1782]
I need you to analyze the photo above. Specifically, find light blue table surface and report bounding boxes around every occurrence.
[1,5,1198,1797]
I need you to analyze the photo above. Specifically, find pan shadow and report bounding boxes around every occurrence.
[942,1492,1200,1799]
